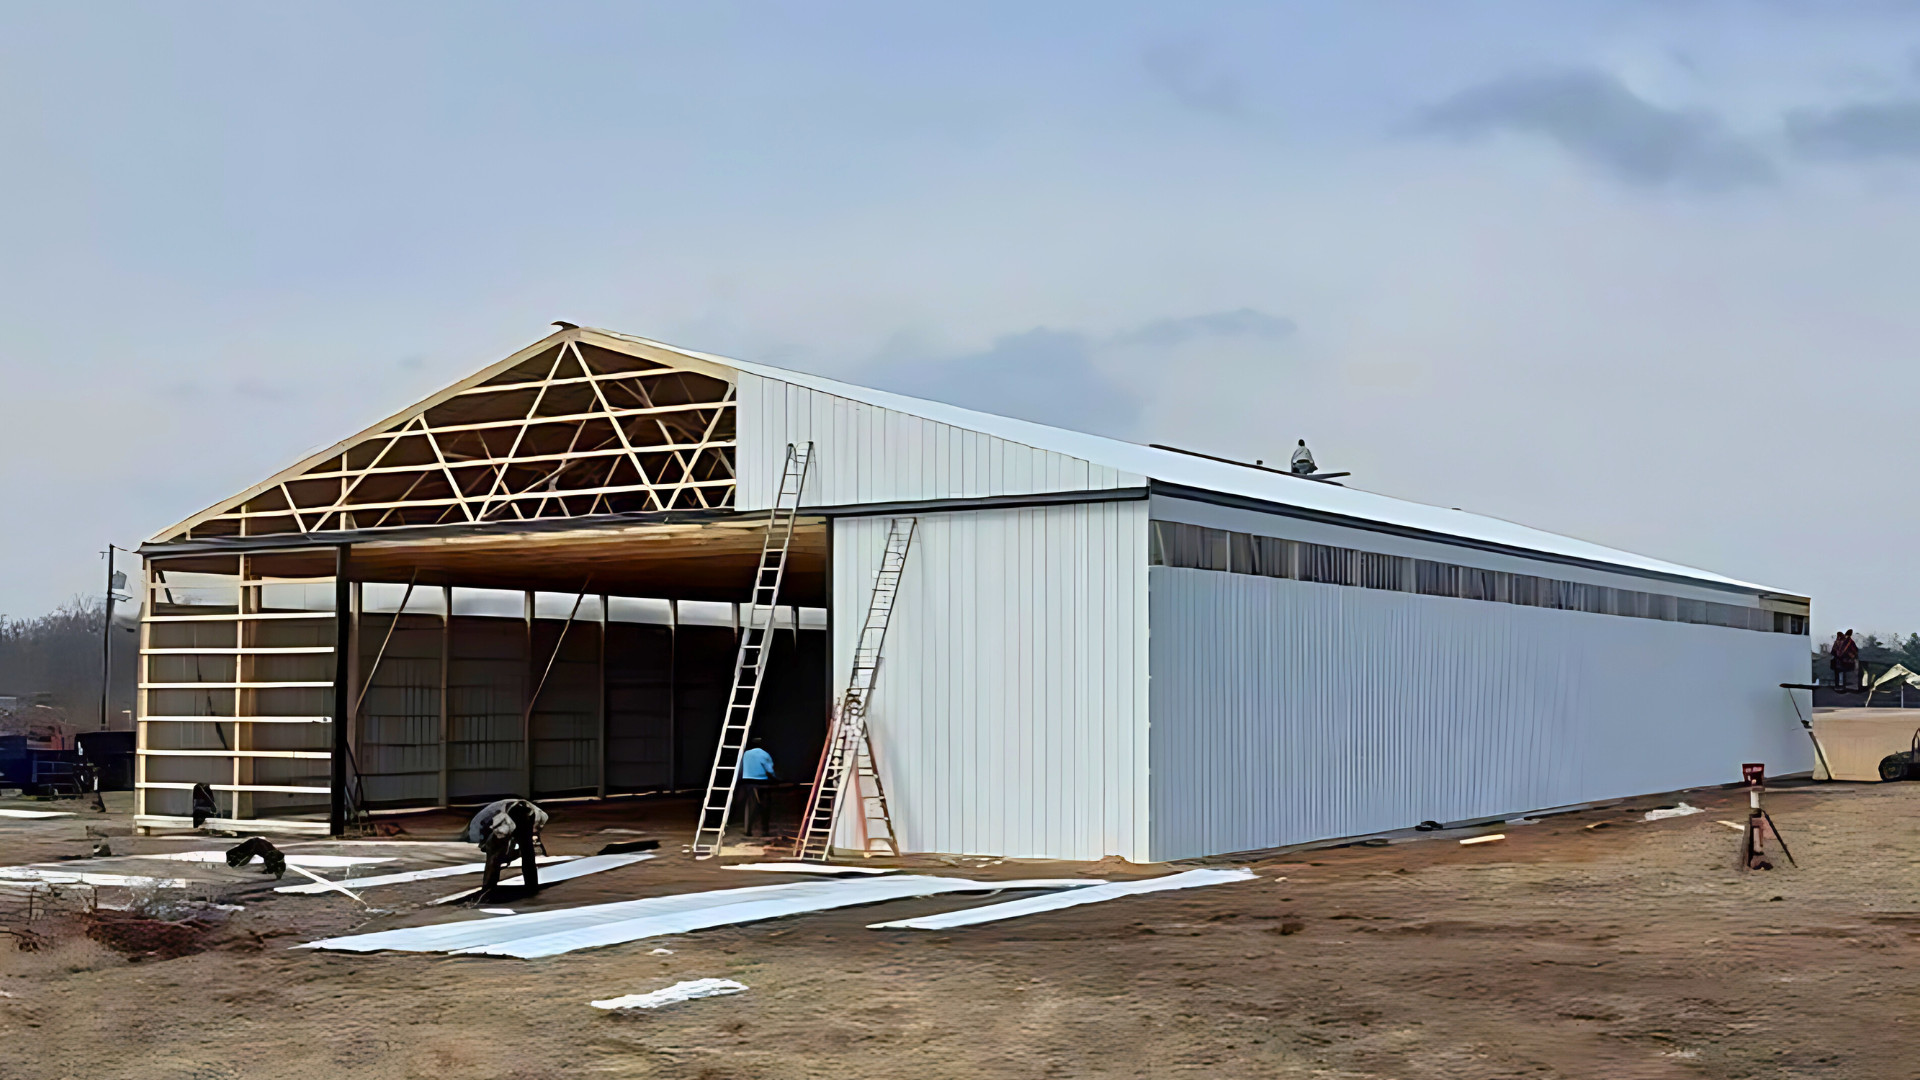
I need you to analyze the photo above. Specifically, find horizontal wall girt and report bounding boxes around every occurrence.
[140,716,331,724]
[137,782,332,795]
[141,749,333,760]
[133,815,330,835]
[141,647,336,655]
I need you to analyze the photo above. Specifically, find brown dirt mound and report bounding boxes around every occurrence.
[84,911,218,960]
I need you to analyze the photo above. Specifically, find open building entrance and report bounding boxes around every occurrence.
[136,518,830,834]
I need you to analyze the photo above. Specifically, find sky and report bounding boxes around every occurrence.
[3,1,1920,635]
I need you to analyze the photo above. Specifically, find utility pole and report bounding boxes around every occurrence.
[99,545,129,731]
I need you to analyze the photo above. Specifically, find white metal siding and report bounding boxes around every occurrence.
[738,372,1142,511]
[1147,567,1811,861]
[833,502,1151,861]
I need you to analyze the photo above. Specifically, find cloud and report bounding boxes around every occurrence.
[233,379,294,400]
[1142,41,1244,117]
[864,327,1142,438]
[1116,308,1294,349]
[1416,69,1775,190]
[859,308,1294,440]
[1787,99,1920,159]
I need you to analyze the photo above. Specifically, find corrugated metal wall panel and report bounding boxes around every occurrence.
[1146,568,1811,861]
[833,501,1151,861]
[447,616,527,801]
[357,613,443,807]
[737,373,1142,510]
[529,619,599,797]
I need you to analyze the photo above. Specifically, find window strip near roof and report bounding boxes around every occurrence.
[1147,520,1807,636]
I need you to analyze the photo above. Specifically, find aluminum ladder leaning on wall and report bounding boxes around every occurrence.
[795,517,916,862]
[690,442,813,858]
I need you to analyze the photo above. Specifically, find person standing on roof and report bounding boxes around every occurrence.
[739,738,777,839]
[466,797,548,897]
[1289,440,1316,476]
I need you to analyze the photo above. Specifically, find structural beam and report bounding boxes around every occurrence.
[331,546,351,836]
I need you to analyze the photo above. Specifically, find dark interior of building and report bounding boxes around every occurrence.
[138,520,831,826]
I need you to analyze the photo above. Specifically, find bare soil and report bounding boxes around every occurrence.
[2,782,1916,1079]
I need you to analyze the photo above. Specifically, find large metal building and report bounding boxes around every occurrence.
[135,325,1814,860]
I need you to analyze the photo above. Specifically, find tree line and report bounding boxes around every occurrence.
[0,598,138,731]
[1811,632,1920,683]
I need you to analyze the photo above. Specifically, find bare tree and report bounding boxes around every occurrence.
[0,597,138,730]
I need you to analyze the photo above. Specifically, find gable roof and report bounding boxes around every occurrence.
[588,328,1794,597]
[147,327,741,543]
[148,324,1796,598]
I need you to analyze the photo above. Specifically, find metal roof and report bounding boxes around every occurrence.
[591,328,1795,597]
[146,323,1796,597]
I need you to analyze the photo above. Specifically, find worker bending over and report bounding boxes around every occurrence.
[466,798,548,896]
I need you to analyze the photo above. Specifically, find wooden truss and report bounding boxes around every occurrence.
[154,330,739,542]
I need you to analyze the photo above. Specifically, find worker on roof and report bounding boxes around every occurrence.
[740,738,778,839]
[466,797,548,898]
[1289,440,1316,476]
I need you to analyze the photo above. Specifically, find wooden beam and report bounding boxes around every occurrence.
[330,546,351,836]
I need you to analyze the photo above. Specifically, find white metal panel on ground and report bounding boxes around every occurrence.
[591,979,748,1010]
[457,877,1093,957]
[868,868,1258,929]
[302,876,1095,956]
[129,852,395,867]
[832,503,1151,862]
[273,856,580,894]
[428,853,655,904]
[1146,567,1812,861]
[0,868,191,888]
[722,863,895,875]
[734,372,1143,511]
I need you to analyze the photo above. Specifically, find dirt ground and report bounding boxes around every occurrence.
[1,781,1915,1080]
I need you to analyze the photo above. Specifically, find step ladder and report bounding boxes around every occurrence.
[690,442,813,858]
[795,517,915,862]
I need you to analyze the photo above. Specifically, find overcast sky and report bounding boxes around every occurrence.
[4,1,1919,635]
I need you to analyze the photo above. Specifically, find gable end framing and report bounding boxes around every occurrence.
[151,330,743,543]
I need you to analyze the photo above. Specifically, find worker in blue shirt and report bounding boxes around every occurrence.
[739,738,777,838]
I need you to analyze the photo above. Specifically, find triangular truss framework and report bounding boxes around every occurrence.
[157,333,739,542]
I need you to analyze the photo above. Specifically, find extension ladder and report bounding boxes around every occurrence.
[795,517,916,861]
[690,443,812,858]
